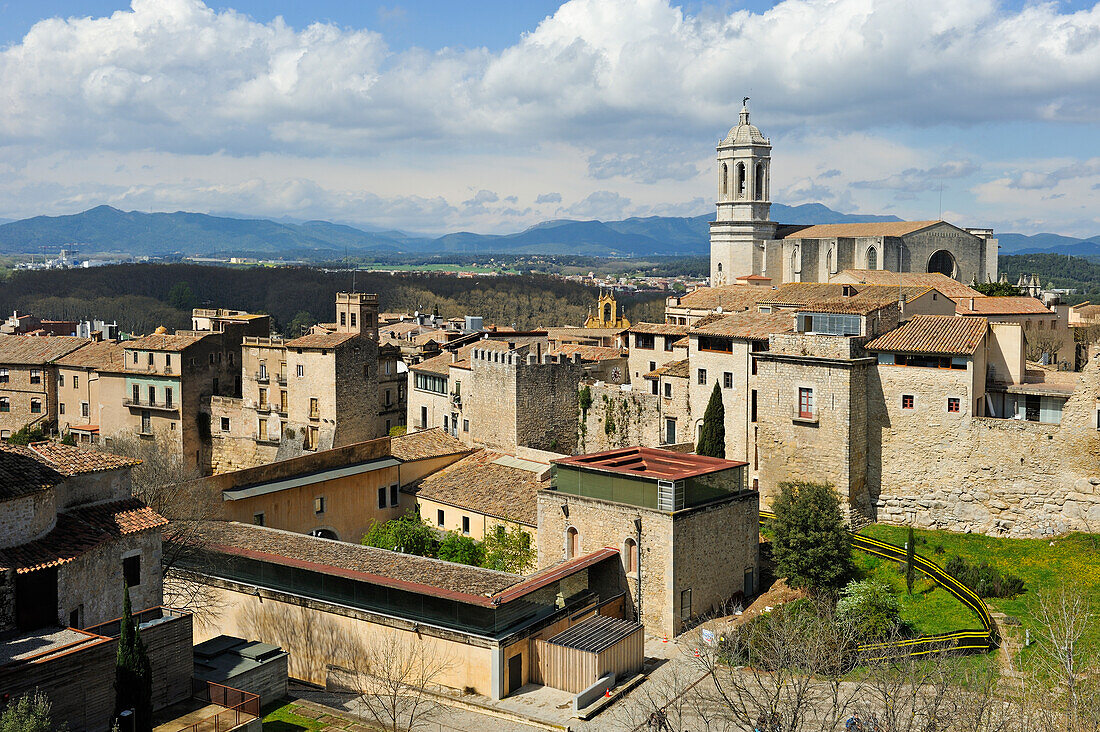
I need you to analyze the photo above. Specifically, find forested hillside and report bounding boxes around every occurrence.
[999,253,1100,303]
[0,265,666,334]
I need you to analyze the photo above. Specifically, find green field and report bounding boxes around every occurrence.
[261,701,326,731]
[358,263,519,274]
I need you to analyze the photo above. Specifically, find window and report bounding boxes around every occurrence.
[351,312,356,327]
[384,389,392,406]
[340,311,347,326]
[132,384,140,403]
[29,369,40,384]
[378,487,387,509]
[221,417,230,431]
[697,368,707,385]
[723,372,733,389]
[73,375,78,389]
[165,387,173,407]
[148,385,156,405]
[623,538,638,574]
[461,516,470,535]
[867,246,878,269]
[81,402,89,418]
[665,418,676,444]
[259,388,268,409]
[259,361,268,380]
[308,425,318,449]
[390,483,399,507]
[664,382,672,398]
[698,336,733,353]
[309,398,319,418]
[437,509,445,526]
[680,588,692,621]
[253,512,265,526]
[751,390,758,423]
[947,397,960,413]
[58,374,64,387]
[149,353,156,367]
[59,402,65,415]
[123,555,141,587]
[634,333,655,350]
[420,406,428,429]
[566,527,579,559]
[443,416,449,433]
[141,410,151,433]
[797,313,861,336]
[30,398,41,414]
[0,368,8,383]
[650,379,659,395]
[414,373,448,394]
[296,364,304,378]
[1,430,9,440]
[314,496,325,514]
[649,361,656,372]
[463,419,470,432]
[0,397,9,413]
[133,352,139,364]
[751,357,758,376]
[664,336,675,352]
[258,419,267,441]
[166,354,172,371]
[902,394,915,410]
[280,391,288,412]
[798,387,814,419]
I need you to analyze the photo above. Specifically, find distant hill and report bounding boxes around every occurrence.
[3,202,1093,259]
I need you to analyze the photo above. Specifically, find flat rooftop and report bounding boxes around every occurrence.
[552,447,747,481]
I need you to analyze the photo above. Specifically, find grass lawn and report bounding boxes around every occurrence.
[261,700,327,732]
[860,525,1100,659]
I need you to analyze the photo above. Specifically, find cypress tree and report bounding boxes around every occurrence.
[696,380,726,458]
[905,525,916,595]
[115,585,153,732]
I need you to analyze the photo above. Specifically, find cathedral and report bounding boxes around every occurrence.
[709,102,998,286]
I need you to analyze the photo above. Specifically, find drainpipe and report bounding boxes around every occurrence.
[634,516,643,623]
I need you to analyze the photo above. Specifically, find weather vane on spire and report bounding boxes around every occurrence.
[743,96,750,107]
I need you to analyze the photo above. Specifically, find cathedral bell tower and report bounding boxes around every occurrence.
[709,99,776,286]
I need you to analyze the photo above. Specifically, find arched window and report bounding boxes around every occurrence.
[566,527,580,559]
[623,538,638,574]
[717,263,723,272]
[721,163,728,197]
[755,163,765,200]
[867,246,878,270]
[736,163,746,197]
[310,528,338,540]
[927,250,957,278]
[827,248,835,275]
[603,303,612,323]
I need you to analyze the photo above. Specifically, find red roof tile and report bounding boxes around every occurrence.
[866,315,988,356]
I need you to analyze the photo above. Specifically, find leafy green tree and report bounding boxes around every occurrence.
[8,422,47,446]
[836,579,905,641]
[286,310,316,337]
[166,281,196,310]
[771,481,853,594]
[0,689,63,732]
[905,525,916,595]
[115,585,153,732]
[481,525,536,573]
[362,512,439,557]
[60,431,77,446]
[437,533,483,566]
[970,281,1024,297]
[388,425,407,437]
[696,380,725,457]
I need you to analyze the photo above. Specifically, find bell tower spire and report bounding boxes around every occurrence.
[709,98,776,286]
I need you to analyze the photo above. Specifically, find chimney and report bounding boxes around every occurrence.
[451,350,458,363]
[969,297,975,311]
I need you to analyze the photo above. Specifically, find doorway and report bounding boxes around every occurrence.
[16,568,58,630]
[507,653,523,694]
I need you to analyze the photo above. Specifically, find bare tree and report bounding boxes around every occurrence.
[610,660,713,732]
[1026,584,1100,732]
[337,631,454,732]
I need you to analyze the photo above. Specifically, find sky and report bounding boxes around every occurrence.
[3,0,1100,237]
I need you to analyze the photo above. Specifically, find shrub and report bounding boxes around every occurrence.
[8,422,47,446]
[0,689,63,732]
[836,579,906,640]
[944,555,1025,598]
[438,533,483,566]
[115,585,152,731]
[482,525,536,573]
[362,511,439,557]
[771,481,853,594]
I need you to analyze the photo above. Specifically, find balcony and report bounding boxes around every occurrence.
[125,398,179,413]
[276,373,287,386]
[153,680,259,732]
[254,371,269,384]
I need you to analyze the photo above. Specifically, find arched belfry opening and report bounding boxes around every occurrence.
[754,163,765,201]
[736,163,746,198]
[721,163,728,197]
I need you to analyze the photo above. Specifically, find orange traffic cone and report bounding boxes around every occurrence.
[605,688,612,697]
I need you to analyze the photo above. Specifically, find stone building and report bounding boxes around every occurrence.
[538,447,757,638]
[626,322,688,384]
[53,338,127,443]
[0,335,88,439]
[584,291,631,329]
[708,102,998,287]
[955,295,1073,370]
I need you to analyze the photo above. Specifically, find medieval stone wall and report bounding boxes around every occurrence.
[579,382,660,454]
[516,358,582,454]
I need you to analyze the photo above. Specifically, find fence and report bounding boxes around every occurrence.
[759,510,998,657]
[174,680,260,732]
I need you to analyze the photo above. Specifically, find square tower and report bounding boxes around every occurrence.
[335,292,379,337]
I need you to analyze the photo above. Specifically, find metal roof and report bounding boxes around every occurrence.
[222,457,400,501]
[545,615,642,653]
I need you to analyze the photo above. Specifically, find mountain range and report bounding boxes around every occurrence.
[0,203,1096,259]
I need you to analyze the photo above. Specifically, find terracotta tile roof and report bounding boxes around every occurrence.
[389,428,470,462]
[674,285,772,312]
[53,340,127,371]
[0,498,165,574]
[866,315,988,356]
[411,345,476,375]
[28,441,142,475]
[671,336,689,348]
[0,335,89,365]
[643,359,690,380]
[284,331,361,349]
[196,521,523,602]
[0,444,66,501]
[736,274,772,281]
[759,283,930,315]
[955,296,1053,316]
[689,312,796,340]
[125,333,208,352]
[379,322,425,336]
[780,220,942,239]
[832,270,984,300]
[550,344,625,362]
[627,322,689,336]
[407,450,544,527]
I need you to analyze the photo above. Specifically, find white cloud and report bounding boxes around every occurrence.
[562,191,633,219]
[535,192,562,204]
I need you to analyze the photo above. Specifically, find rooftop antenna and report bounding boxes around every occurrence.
[938,181,943,220]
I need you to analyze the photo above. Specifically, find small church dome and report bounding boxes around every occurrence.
[722,102,768,146]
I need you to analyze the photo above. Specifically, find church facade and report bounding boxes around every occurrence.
[709,104,998,287]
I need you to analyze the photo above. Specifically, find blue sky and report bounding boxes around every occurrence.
[2,0,1100,237]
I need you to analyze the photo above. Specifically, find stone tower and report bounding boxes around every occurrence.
[710,101,777,286]
[335,292,379,337]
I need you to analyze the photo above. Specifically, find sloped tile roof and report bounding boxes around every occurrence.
[689,312,796,340]
[627,322,689,336]
[64,497,168,537]
[406,450,542,527]
[675,285,772,312]
[780,220,942,239]
[125,333,207,352]
[411,344,476,375]
[550,344,625,361]
[0,335,89,365]
[284,331,361,349]
[832,270,984,300]
[389,428,470,462]
[53,340,127,371]
[955,296,1053,315]
[866,315,988,356]
[0,443,66,501]
[759,283,931,315]
[643,359,690,380]
[28,441,142,475]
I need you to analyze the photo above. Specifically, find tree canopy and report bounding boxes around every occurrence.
[771,481,853,594]
[696,380,726,457]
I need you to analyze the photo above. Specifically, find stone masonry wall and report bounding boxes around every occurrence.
[580,381,661,454]
[516,358,582,454]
